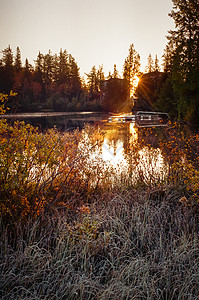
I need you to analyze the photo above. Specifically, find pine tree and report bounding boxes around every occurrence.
[123,43,140,97]
[14,47,22,72]
[52,54,59,84]
[113,64,119,78]
[166,0,199,124]
[58,49,70,85]
[97,65,105,91]
[85,65,105,100]
[154,55,160,71]
[1,45,14,92]
[162,44,175,73]
[145,54,155,73]
[2,45,14,68]
[24,58,32,82]
[86,66,98,98]
[35,52,43,72]
[68,54,81,96]
[34,51,43,84]
[43,50,53,85]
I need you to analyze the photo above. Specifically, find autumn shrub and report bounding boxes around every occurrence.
[138,121,199,204]
[0,123,108,223]
[0,94,106,224]
[158,122,199,203]
[0,119,63,221]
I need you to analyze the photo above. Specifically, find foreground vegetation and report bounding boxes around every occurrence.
[0,92,199,299]
[1,190,199,300]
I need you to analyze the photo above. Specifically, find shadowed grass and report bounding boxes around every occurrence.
[0,189,199,299]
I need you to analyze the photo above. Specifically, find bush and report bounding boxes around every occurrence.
[0,101,106,224]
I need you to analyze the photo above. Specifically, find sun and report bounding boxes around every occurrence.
[134,75,140,86]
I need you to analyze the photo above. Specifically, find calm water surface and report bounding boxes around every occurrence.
[1,111,108,130]
[2,111,168,184]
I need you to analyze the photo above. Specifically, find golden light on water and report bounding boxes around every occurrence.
[76,121,168,186]
[101,122,139,163]
[102,138,124,162]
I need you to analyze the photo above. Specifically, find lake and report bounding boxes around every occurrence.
[1,111,168,185]
[0,111,109,130]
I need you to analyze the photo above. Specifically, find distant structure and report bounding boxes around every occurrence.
[136,71,165,111]
[100,72,166,113]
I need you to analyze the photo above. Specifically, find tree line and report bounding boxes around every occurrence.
[0,47,94,112]
[0,0,198,127]
[0,45,133,112]
[0,43,152,113]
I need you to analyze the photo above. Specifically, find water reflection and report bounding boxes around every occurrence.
[2,111,168,185]
[83,119,167,185]
[1,112,109,131]
[101,122,138,158]
[101,122,137,164]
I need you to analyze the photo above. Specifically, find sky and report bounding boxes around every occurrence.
[0,0,174,77]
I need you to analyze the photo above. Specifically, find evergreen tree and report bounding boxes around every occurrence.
[34,51,43,84]
[86,66,98,98]
[21,58,33,109]
[154,55,160,71]
[12,47,23,101]
[162,44,175,73]
[58,49,70,85]
[155,76,178,119]
[35,52,43,71]
[2,45,14,68]
[166,0,199,124]
[0,45,14,92]
[123,43,140,97]
[14,47,22,72]
[97,65,105,91]
[145,53,155,73]
[68,54,81,96]
[43,50,54,86]
[101,78,129,112]
[33,51,44,102]
[23,58,33,88]
[24,58,33,75]
[52,54,59,84]
[113,64,119,78]
[97,65,105,81]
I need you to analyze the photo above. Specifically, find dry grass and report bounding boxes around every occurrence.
[0,189,199,300]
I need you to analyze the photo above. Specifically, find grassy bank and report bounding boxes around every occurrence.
[0,97,199,299]
[0,190,199,299]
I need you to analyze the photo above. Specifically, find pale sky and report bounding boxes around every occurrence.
[0,0,174,77]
